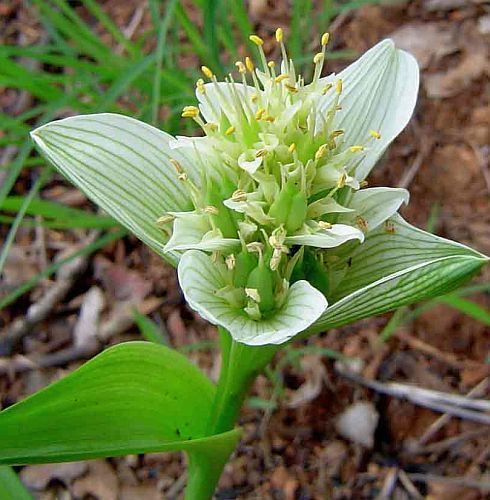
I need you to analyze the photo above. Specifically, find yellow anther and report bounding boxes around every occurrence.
[255,148,267,158]
[232,189,247,202]
[156,214,174,225]
[328,139,337,150]
[288,143,296,153]
[369,129,381,140]
[356,215,369,232]
[268,60,275,68]
[336,78,343,94]
[178,173,188,182]
[285,83,298,93]
[245,57,254,73]
[203,205,219,215]
[322,83,333,94]
[225,126,235,136]
[255,108,266,120]
[274,74,289,83]
[318,221,332,230]
[250,93,258,103]
[350,145,364,153]
[313,52,324,65]
[315,144,328,161]
[246,242,264,254]
[225,254,236,270]
[321,32,330,46]
[181,106,199,118]
[360,180,369,188]
[384,220,396,234]
[263,115,275,122]
[331,129,344,138]
[235,61,246,74]
[275,27,283,42]
[204,122,218,133]
[196,78,206,94]
[201,66,214,78]
[337,173,347,188]
[170,158,184,174]
[335,104,342,111]
[249,34,264,46]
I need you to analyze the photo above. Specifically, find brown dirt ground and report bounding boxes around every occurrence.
[1,0,489,498]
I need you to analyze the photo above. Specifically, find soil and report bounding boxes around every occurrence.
[1,0,489,498]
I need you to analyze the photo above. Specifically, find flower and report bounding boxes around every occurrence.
[31,35,487,346]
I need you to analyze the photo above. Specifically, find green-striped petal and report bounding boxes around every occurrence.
[307,215,487,333]
[31,113,197,266]
[319,39,419,180]
[178,250,328,346]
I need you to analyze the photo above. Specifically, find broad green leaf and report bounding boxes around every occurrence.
[318,39,420,180]
[178,250,327,345]
[0,467,32,500]
[0,342,216,464]
[307,215,488,333]
[31,114,199,267]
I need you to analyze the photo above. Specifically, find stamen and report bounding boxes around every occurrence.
[245,57,254,73]
[349,145,364,153]
[335,79,343,94]
[315,144,328,161]
[196,78,206,94]
[318,221,332,229]
[255,108,265,120]
[255,148,267,158]
[170,158,185,174]
[181,106,200,118]
[156,214,174,226]
[360,180,369,188]
[356,216,369,232]
[288,143,296,153]
[369,130,381,140]
[225,254,236,270]
[201,66,214,79]
[321,32,330,46]
[232,189,247,202]
[249,35,264,46]
[275,28,283,42]
[203,205,219,215]
[322,83,333,94]
[225,126,236,136]
[285,83,298,93]
[275,27,289,74]
[274,74,289,83]
[245,288,261,303]
[337,173,347,188]
[235,61,246,74]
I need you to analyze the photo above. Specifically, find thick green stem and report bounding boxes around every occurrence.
[184,328,279,499]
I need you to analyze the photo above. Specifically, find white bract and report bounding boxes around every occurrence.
[31,34,487,346]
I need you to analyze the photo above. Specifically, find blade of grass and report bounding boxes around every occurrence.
[151,0,179,125]
[0,467,32,500]
[202,0,220,69]
[133,310,169,345]
[437,295,490,326]
[0,229,127,310]
[0,169,52,275]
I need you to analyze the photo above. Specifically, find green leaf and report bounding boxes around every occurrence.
[0,467,32,500]
[178,250,328,345]
[31,114,199,267]
[307,215,488,333]
[0,342,216,464]
[133,310,169,345]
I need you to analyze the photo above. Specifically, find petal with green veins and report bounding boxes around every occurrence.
[305,215,488,334]
[164,213,240,253]
[285,224,364,248]
[31,113,197,267]
[318,39,419,180]
[178,250,327,346]
[341,187,409,231]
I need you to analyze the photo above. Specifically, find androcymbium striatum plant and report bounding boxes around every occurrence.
[0,31,487,498]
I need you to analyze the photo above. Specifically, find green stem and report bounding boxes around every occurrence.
[184,328,279,499]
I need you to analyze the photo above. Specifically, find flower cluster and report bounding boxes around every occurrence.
[161,30,409,323]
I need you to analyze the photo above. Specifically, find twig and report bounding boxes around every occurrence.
[336,365,490,425]
[116,4,145,55]
[407,473,490,493]
[398,470,424,500]
[375,467,398,500]
[0,234,97,355]
[417,378,488,445]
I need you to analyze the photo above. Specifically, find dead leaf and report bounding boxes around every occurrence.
[94,256,151,303]
[335,401,379,448]
[390,23,459,69]
[119,484,162,500]
[72,460,118,500]
[270,466,299,500]
[73,286,104,349]
[287,355,327,409]
[424,50,489,98]
[20,462,88,490]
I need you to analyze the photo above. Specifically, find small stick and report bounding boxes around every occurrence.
[407,473,490,493]
[375,467,398,500]
[417,378,488,445]
[398,470,424,500]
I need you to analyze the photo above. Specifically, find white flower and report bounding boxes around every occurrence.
[31,35,487,346]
